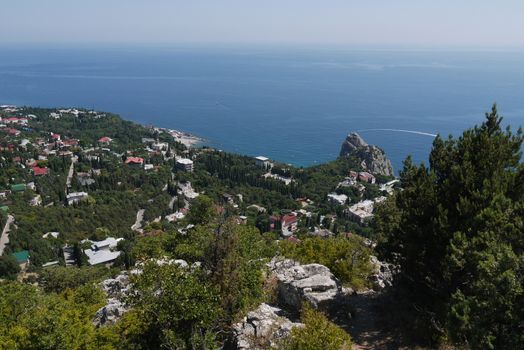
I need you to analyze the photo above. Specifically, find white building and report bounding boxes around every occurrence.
[152,142,169,151]
[176,158,194,172]
[345,200,375,225]
[67,191,89,205]
[29,195,42,206]
[255,156,270,168]
[327,193,348,206]
[83,237,124,266]
[178,181,199,200]
[379,179,400,195]
[165,211,186,222]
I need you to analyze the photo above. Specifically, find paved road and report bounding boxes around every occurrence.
[0,215,14,256]
[131,209,145,232]
[66,156,78,189]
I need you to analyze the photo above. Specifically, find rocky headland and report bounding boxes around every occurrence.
[340,132,394,176]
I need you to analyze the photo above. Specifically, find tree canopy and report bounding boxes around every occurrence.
[375,105,524,349]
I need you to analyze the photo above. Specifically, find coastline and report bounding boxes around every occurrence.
[154,126,205,148]
[1,103,207,149]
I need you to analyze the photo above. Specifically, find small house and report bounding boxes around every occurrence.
[32,166,49,176]
[83,237,123,266]
[13,250,30,269]
[281,214,298,237]
[66,191,89,205]
[125,157,144,167]
[255,156,270,168]
[327,193,348,206]
[358,171,376,184]
[98,136,112,144]
[10,183,26,193]
[344,200,375,225]
[176,158,194,172]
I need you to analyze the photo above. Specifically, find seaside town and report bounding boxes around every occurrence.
[0,105,398,273]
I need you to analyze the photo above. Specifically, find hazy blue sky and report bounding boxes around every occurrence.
[2,0,524,47]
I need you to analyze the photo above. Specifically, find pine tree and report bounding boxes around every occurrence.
[375,105,524,348]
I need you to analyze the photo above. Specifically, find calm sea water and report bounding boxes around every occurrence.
[1,45,524,173]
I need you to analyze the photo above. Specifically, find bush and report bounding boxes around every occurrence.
[0,255,20,280]
[276,304,351,350]
[279,236,373,290]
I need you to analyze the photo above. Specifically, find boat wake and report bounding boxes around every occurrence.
[357,128,437,137]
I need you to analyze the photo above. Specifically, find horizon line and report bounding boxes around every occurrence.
[2,42,524,52]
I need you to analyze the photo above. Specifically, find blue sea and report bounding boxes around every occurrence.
[1,45,524,173]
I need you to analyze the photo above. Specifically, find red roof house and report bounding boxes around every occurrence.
[98,136,112,144]
[62,139,79,146]
[125,157,144,166]
[281,214,298,237]
[6,128,20,136]
[32,166,49,176]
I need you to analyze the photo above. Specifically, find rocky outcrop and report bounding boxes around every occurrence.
[93,272,132,327]
[233,260,355,348]
[340,132,393,176]
[268,259,349,311]
[93,298,128,326]
[233,303,304,350]
[100,272,131,298]
[369,255,395,291]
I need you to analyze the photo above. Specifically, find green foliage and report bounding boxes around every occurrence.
[124,263,220,349]
[207,223,276,325]
[124,219,276,344]
[173,226,215,262]
[280,236,373,290]
[0,255,20,280]
[37,266,114,293]
[276,304,352,350]
[0,280,115,350]
[375,105,524,348]
[292,156,362,204]
[187,194,216,225]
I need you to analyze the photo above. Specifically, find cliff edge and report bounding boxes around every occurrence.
[339,132,394,176]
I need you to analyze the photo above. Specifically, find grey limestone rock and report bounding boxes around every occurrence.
[369,255,395,291]
[93,298,127,326]
[268,258,344,311]
[94,272,132,326]
[233,303,303,350]
[340,132,394,176]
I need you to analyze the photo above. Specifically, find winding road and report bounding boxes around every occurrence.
[131,209,145,232]
[66,156,78,189]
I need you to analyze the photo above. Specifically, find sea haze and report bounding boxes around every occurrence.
[1,45,524,172]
